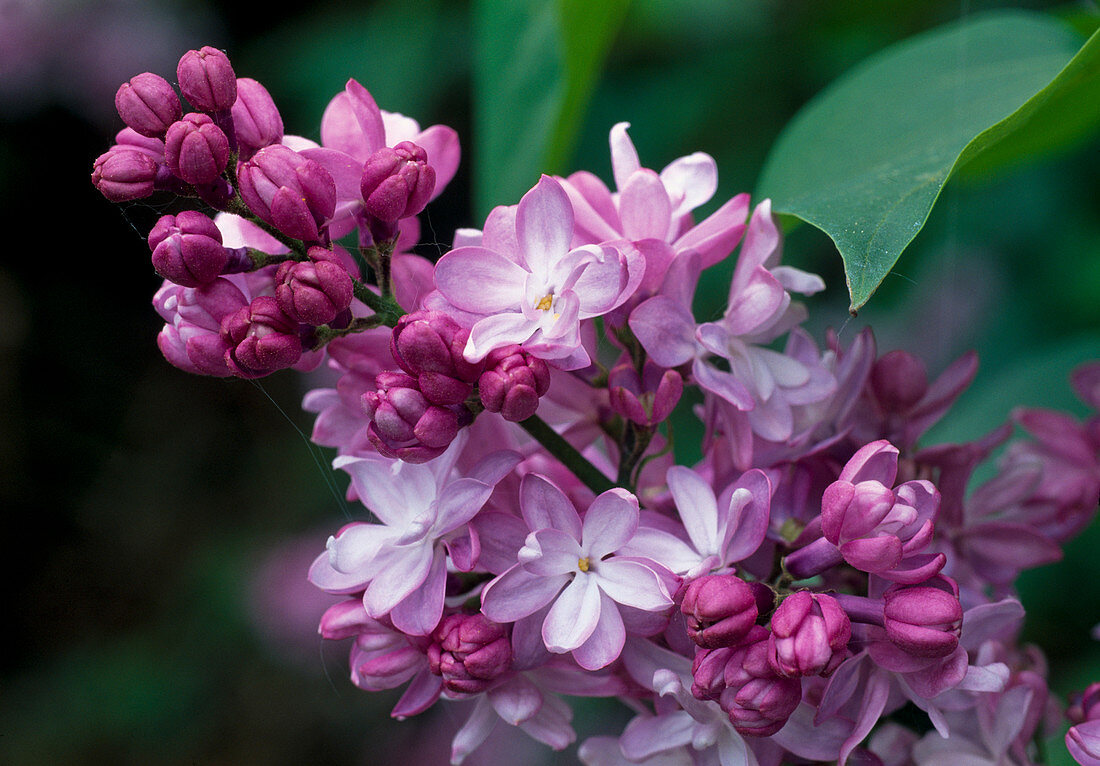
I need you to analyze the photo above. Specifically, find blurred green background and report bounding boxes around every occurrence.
[2,0,1099,763]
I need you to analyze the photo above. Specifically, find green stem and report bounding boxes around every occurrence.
[310,316,387,349]
[518,415,616,495]
[352,281,405,327]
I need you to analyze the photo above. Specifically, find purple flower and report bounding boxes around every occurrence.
[681,574,762,649]
[164,112,230,186]
[90,146,157,202]
[768,590,850,677]
[237,144,337,244]
[309,435,520,635]
[427,613,512,695]
[480,474,673,670]
[114,72,182,138]
[478,346,551,422]
[882,576,963,659]
[148,210,232,287]
[274,248,353,326]
[231,77,284,160]
[176,46,237,113]
[434,176,643,369]
[221,296,303,378]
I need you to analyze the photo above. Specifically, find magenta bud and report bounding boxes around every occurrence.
[391,311,483,406]
[362,371,463,462]
[114,72,182,138]
[238,144,336,243]
[691,646,735,701]
[360,141,436,223]
[882,576,962,658]
[148,211,228,286]
[221,296,302,379]
[681,574,760,649]
[478,345,551,422]
[176,46,237,113]
[154,277,249,377]
[319,599,372,640]
[231,77,284,159]
[91,147,157,201]
[719,626,802,737]
[164,112,230,185]
[274,248,353,326]
[608,361,683,426]
[767,591,851,677]
[427,614,511,695]
[872,350,929,412]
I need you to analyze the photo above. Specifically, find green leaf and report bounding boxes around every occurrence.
[473,0,629,216]
[757,11,1100,313]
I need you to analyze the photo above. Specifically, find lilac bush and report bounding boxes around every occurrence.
[92,45,1100,766]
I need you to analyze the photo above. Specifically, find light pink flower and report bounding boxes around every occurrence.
[434,175,643,369]
[480,474,674,670]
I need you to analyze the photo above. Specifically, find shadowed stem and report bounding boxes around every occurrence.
[518,414,616,495]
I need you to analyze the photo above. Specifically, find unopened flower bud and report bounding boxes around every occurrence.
[360,141,436,223]
[391,311,483,406]
[164,112,230,186]
[176,46,237,113]
[691,645,734,701]
[719,626,802,737]
[871,350,928,412]
[768,590,850,677]
[681,574,759,649]
[427,614,511,695]
[478,345,551,422]
[91,147,157,201]
[231,77,283,160]
[148,211,228,286]
[608,360,682,426]
[882,576,962,658]
[319,599,373,641]
[362,371,464,462]
[238,144,336,243]
[275,248,353,326]
[221,296,303,378]
[154,277,250,377]
[114,72,182,138]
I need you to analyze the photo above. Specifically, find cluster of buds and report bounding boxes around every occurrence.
[93,45,1100,766]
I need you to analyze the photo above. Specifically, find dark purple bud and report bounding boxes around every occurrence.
[231,77,284,160]
[391,311,483,406]
[360,141,436,223]
[148,211,228,286]
[691,645,735,701]
[362,371,464,463]
[176,46,237,113]
[427,614,511,695]
[872,350,929,412]
[164,112,230,186]
[681,574,759,649]
[719,626,802,737]
[275,248,353,326]
[882,575,962,658]
[221,296,303,379]
[767,590,851,677]
[91,147,156,201]
[114,72,182,138]
[478,345,551,422]
[608,360,682,426]
[238,144,336,243]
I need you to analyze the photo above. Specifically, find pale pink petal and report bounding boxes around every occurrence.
[571,245,632,317]
[488,674,543,724]
[535,290,581,342]
[214,212,289,253]
[413,124,461,198]
[334,454,435,527]
[721,470,772,563]
[609,122,641,191]
[660,151,717,218]
[560,171,621,244]
[693,357,755,411]
[481,204,520,257]
[450,696,498,765]
[725,267,785,336]
[300,146,364,204]
[321,522,400,580]
[391,668,442,719]
[388,546,447,635]
[673,193,750,269]
[621,712,695,761]
[618,526,702,574]
[771,265,825,296]
[433,477,495,534]
[517,693,576,750]
[434,246,528,313]
[320,80,385,160]
[481,565,567,622]
[667,465,719,555]
[471,511,529,574]
[730,199,780,300]
[629,296,697,368]
[465,312,539,362]
[619,169,672,241]
[517,176,573,277]
[595,559,673,611]
[308,548,370,594]
[521,473,583,539]
[380,110,420,142]
[521,528,585,576]
[543,573,601,652]
[838,440,899,485]
[363,542,435,617]
[582,488,640,558]
[571,590,626,670]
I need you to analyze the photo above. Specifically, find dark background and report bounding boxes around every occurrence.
[3,0,1099,763]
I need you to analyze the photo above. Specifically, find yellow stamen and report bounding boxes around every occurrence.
[535,294,554,311]
[577,557,590,572]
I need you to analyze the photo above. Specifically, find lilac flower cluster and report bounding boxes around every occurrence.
[93,47,1100,766]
